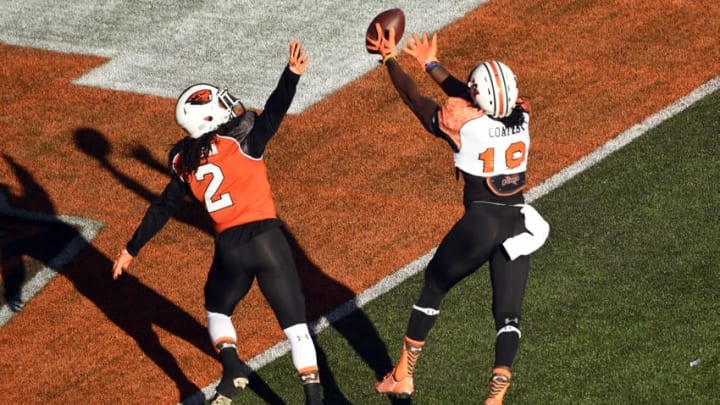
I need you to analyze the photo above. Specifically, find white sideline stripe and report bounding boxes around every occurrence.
[180,76,720,405]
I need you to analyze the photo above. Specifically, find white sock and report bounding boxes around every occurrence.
[207,311,237,347]
[283,323,317,371]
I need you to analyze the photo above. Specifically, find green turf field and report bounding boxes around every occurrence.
[228,90,720,404]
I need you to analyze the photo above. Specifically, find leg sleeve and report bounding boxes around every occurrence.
[253,227,308,329]
[204,242,255,315]
[406,207,499,341]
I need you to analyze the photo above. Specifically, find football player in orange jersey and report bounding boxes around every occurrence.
[112,40,323,405]
[367,26,549,404]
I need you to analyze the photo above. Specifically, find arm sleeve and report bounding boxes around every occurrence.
[386,59,441,134]
[125,177,187,256]
[439,74,470,99]
[245,66,300,157]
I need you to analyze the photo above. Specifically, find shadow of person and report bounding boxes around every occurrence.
[282,226,396,403]
[73,128,284,403]
[1,153,58,312]
[73,128,215,235]
[0,154,219,400]
[1,154,84,315]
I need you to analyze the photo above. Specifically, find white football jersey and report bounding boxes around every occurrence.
[453,112,530,177]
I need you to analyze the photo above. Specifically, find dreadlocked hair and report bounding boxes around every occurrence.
[497,104,527,128]
[174,132,215,181]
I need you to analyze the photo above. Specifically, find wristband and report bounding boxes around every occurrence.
[382,53,397,65]
[424,60,440,73]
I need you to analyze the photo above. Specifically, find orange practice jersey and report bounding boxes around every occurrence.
[173,135,277,234]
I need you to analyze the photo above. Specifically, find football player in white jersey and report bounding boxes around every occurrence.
[367,26,549,405]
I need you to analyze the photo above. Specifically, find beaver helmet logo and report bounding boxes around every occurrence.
[175,83,242,138]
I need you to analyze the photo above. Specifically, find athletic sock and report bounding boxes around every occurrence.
[302,381,323,405]
[216,346,245,397]
[494,330,520,367]
[299,366,322,405]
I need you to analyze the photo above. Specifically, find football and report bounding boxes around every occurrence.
[365,8,405,53]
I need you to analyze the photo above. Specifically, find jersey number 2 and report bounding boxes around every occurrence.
[195,163,233,213]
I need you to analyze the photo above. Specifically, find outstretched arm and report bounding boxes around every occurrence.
[246,40,311,157]
[402,32,468,99]
[112,176,186,279]
[366,24,439,134]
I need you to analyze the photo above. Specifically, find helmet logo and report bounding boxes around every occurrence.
[187,89,213,105]
[467,60,517,119]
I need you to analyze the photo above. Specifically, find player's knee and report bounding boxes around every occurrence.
[205,298,234,315]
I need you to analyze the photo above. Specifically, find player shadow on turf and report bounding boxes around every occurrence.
[0,155,85,316]
[1,154,217,400]
[0,154,55,313]
[283,228,399,404]
[71,128,287,403]
[96,129,400,403]
[73,127,216,235]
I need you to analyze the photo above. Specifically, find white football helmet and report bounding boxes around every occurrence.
[175,83,242,138]
[467,61,518,119]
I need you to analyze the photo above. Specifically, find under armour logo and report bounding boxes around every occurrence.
[504,317,519,325]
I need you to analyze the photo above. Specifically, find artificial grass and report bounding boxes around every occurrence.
[227,91,720,404]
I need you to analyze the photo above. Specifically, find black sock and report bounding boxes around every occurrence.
[216,347,245,397]
[494,332,520,367]
[303,382,323,405]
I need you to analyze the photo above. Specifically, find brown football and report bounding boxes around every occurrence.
[365,8,405,54]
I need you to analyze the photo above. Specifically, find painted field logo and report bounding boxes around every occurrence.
[0,200,102,327]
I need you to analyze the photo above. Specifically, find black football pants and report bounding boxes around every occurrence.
[204,226,307,329]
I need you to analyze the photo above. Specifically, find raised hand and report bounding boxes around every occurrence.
[366,23,397,62]
[402,32,438,68]
[288,40,311,75]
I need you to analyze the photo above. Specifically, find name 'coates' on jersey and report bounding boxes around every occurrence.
[488,123,526,138]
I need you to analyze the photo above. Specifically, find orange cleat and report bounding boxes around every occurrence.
[483,368,512,405]
[374,368,414,398]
